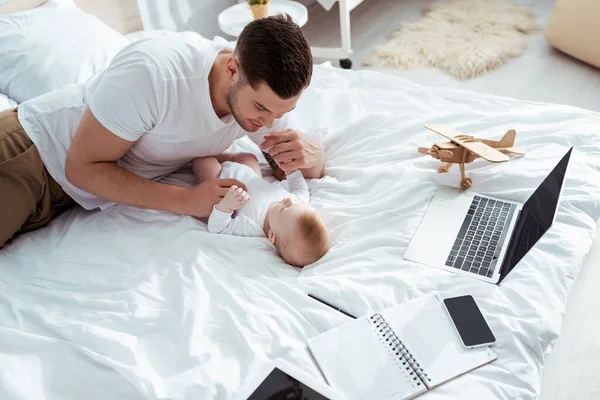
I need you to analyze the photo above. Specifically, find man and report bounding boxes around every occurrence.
[0,15,325,248]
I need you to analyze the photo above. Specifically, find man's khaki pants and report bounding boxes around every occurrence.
[0,108,74,248]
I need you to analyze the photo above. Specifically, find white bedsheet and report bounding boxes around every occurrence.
[1,64,600,400]
[0,92,17,110]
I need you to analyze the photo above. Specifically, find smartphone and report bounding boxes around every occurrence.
[443,295,496,349]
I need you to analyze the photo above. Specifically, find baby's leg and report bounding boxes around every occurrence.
[216,152,261,177]
[192,156,222,183]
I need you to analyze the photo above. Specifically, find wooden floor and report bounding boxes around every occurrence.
[301,1,600,399]
[302,0,600,112]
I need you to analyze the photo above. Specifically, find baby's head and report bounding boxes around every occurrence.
[267,197,329,267]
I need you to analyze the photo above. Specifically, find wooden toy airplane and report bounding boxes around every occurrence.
[418,124,525,189]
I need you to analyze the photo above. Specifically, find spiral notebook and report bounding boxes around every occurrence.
[307,292,497,400]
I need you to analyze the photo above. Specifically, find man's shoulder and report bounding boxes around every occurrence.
[130,32,226,72]
[132,31,212,50]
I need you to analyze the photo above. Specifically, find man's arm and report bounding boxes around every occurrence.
[67,48,245,216]
[65,108,244,217]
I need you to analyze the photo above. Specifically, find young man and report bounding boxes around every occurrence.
[0,14,324,248]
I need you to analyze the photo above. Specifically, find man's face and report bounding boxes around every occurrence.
[226,68,301,133]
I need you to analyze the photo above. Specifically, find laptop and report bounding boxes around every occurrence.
[404,147,572,284]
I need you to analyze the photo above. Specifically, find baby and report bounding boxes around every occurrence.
[192,152,329,267]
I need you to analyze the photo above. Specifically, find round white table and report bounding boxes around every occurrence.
[218,0,309,38]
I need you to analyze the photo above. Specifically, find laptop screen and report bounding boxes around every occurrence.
[499,147,572,282]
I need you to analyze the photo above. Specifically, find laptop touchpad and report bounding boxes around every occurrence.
[404,202,467,266]
[431,186,474,211]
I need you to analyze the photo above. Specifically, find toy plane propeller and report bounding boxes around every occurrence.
[418,124,525,189]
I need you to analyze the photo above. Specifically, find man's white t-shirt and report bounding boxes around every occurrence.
[17,32,289,211]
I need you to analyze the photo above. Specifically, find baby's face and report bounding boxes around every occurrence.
[269,197,312,239]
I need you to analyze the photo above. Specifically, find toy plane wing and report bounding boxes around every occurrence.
[500,146,526,156]
[424,124,509,162]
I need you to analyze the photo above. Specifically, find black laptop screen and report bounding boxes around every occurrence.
[499,148,572,282]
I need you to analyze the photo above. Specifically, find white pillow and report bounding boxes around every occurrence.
[0,0,130,103]
[0,92,17,110]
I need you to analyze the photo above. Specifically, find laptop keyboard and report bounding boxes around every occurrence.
[445,196,517,278]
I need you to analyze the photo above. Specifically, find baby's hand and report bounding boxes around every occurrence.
[216,185,250,213]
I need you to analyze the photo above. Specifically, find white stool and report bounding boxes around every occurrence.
[218,0,355,69]
[218,1,308,38]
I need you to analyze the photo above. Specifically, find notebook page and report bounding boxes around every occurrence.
[307,317,425,400]
[381,293,497,388]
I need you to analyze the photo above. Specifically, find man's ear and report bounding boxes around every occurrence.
[225,56,240,83]
[268,230,276,244]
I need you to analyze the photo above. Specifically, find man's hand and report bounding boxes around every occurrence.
[216,185,250,213]
[259,129,325,179]
[180,179,247,218]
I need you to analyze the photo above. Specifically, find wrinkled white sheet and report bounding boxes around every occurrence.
[1,64,600,400]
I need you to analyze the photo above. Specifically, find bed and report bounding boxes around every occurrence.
[2,1,600,400]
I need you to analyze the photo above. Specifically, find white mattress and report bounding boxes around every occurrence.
[1,63,600,400]
[539,221,600,400]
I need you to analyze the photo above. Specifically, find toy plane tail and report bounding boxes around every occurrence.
[499,129,516,147]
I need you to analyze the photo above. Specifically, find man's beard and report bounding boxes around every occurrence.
[226,80,248,130]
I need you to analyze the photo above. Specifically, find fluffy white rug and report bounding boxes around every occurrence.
[364,0,540,79]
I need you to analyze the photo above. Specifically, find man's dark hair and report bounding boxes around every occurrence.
[235,14,313,99]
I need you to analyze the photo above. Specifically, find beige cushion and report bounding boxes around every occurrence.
[545,0,600,68]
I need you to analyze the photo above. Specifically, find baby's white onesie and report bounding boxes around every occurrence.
[207,161,310,236]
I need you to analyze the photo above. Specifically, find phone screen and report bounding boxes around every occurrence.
[443,295,495,347]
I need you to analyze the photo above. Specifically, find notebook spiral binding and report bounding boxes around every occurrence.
[369,313,431,387]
